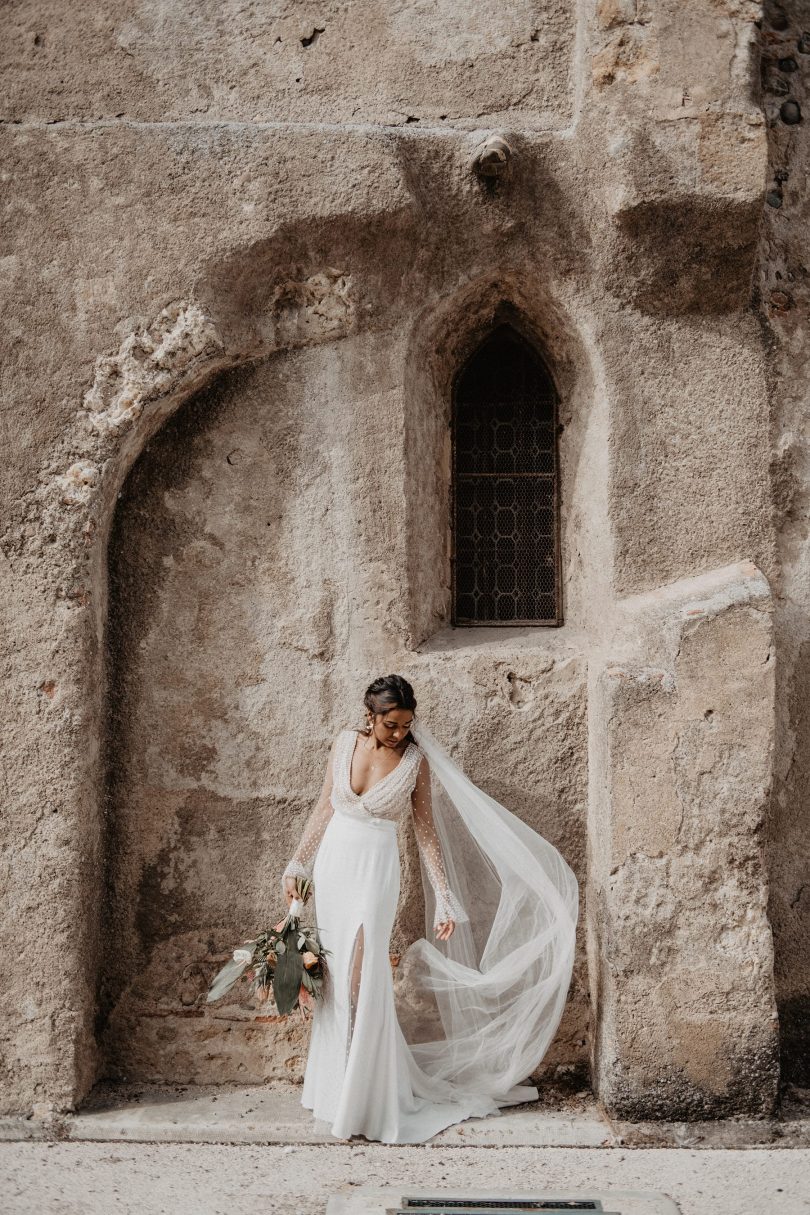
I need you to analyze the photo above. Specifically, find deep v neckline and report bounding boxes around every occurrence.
[347,730,414,799]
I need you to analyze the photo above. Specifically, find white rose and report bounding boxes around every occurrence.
[232,948,253,964]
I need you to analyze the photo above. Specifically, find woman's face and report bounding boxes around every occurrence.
[371,707,415,748]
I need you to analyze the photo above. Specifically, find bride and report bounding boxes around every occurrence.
[281,673,579,1144]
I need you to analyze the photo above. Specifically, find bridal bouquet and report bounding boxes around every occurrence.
[206,879,329,1019]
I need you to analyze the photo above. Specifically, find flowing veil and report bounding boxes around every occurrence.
[401,716,579,1110]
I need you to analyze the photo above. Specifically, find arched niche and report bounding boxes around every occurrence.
[402,282,605,649]
[97,351,351,1084]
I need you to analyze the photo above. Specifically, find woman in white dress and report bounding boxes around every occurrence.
[281,674,579,1145]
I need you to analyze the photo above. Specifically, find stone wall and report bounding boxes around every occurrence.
[0,0,794,1120]
[588,563,778,1117]
[758,0,810,1087]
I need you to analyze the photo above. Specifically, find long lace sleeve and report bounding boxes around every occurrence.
[411,754,470,930]
[280,734,338,895]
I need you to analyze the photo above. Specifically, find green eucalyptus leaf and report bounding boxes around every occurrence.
[206,956,250,1003]
[273,940,304,1015]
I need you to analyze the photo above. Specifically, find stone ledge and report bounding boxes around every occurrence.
[412,623,588,657]
[1,1084,808,1149]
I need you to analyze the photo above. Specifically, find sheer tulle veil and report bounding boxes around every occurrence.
[403,715,579,1110]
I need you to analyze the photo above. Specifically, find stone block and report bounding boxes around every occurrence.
[1,0,576,129]
[588,562,779,1118]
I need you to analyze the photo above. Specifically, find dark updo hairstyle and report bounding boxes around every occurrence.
[363,674,417,742]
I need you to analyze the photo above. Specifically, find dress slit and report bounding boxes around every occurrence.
[346,922,365,1061]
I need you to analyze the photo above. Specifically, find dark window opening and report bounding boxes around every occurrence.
[452,323,561,626]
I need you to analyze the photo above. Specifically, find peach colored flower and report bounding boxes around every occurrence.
[298,985,315,1011]
[302,951,318,969]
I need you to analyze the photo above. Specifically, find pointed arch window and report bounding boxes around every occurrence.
[451,324,561,626]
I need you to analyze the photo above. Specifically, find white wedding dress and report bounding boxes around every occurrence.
[281,724,578,1144]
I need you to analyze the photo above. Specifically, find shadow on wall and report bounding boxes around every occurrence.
[759,0,810,1088]
[99,358,344,1084]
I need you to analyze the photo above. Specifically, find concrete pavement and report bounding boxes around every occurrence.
[1,1084,808,1215]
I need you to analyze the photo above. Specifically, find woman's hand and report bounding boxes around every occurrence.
[283,875,300,905]
[435,919,455,942]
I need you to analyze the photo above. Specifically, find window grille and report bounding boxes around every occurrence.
[451,324,561,626]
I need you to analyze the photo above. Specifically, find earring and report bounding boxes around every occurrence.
[365,715,373,733]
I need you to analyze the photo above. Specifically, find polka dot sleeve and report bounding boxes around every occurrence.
[281,734,337,895]
[410,753,470,930]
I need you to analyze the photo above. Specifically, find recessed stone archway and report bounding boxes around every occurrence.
[100,353,350,1083]
[41,254,365,1098]
[401,273,608,649]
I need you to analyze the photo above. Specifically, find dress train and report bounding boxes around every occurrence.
[282,724,578,1145]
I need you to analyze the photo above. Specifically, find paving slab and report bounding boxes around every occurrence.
[1,1083,809,1150]
[326,1187,680,1215]
[1,1142,809,1215]
[68,1088,612,1147]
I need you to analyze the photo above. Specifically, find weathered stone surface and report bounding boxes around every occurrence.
[609,196,763,314]
[0,0,796,1125]
[1,0,576,129]
[758,0,810,1087]
[603,315,771,596]
[588,564,778,1117]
